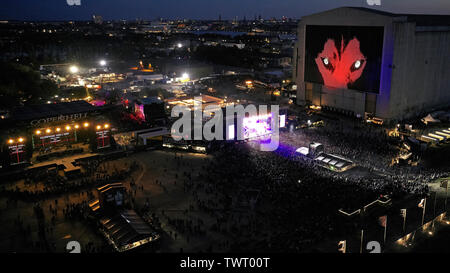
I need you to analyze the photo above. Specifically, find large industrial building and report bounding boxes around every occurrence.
[293,7,450,121]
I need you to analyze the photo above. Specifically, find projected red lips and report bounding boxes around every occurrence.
[315,37,366,89]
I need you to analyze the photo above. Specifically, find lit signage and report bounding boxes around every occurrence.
[9,144,26,165]
[96,130,111,148]
[30,113,89,126]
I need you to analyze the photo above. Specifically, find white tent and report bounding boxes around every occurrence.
[295,147,309,156]
[421,114,441,125]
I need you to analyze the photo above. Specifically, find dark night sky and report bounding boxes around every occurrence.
[1,0,449,21]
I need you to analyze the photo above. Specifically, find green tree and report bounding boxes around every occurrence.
[141,87,170,99]
[0,62,58,105]
[61,86,88,100]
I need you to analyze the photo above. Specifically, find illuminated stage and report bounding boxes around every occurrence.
[242,114,274,140]
[230,111,287,141]
[2,101,113,169]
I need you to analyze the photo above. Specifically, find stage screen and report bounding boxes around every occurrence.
[242,114,273,140]
[279,114,286,128]
[227,124,235,140]
[305,25,384,93]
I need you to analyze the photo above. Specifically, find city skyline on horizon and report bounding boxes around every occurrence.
[1,0,450,21]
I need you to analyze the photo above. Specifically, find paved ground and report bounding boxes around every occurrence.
[0,149,235,253]
[0,189,103,252]
[0,147,448,253]
[0,158,133,253]
[129,150,235,253]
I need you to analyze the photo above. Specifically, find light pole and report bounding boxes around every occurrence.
[421,198,427,226]
[360,229,364,254]
[401,209,407,235]
[445,181,448,212]
[99,60,107,89]
[74,124,79,142]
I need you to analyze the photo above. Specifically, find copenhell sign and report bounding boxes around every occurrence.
[30,112,89,126]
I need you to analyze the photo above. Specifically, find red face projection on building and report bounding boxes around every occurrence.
[315,37,367,89]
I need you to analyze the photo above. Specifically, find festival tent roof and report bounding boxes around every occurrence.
[11,101,96,121]
[295,147,309,156]
[421,114,441,124]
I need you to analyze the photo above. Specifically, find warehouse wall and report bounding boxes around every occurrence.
[389,24,450,120]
